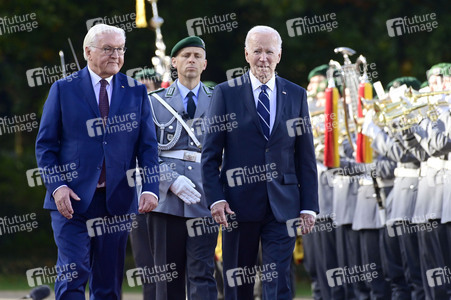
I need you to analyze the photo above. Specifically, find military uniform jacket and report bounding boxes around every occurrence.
[412,112,451,222]
[372,130,421,223]
[332,157,362,226]
[149,81,213,218]
[317,162,334,219]
[352,156,396,230]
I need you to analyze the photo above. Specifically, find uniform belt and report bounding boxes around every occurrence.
[427,156,446,170]
[160,150,201,163]
[394,167,420,178]
[377,178,394,187]
[358,176,394,187]
[359,176,373,186]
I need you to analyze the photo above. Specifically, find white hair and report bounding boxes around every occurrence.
[245,25,282,50]
[83,24,126,60]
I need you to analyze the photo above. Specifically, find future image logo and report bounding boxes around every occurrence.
[186,13,238,36]
[286,13,338,37]
[386,13,438,37]
[226,163,278,188]
[426,267,451,287]
[226,67,249,87]
[86,13,136,32]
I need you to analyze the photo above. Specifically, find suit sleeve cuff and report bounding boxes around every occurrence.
[52,185,68,197]
[210,200,227,209]
[300,210,316,217]
[141,191,159,201]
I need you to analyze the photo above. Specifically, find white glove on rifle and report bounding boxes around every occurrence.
[170,175,201,205]
[362,109,381,139]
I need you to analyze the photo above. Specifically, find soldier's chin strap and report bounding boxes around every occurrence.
[151,93,202,150]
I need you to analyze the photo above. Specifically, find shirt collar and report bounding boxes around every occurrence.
[249,71,276,92]
[176,79,201,99]
[87,65,113,86]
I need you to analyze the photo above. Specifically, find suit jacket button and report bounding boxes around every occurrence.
[103,141,107,145]
[265,148,269,153]
[188,166,193,170]
[190,142,194,146]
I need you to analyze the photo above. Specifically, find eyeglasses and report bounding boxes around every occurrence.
[91,46,127,56]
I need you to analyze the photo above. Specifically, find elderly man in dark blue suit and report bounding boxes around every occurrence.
[201,25,319,300]
[35,24,159,299]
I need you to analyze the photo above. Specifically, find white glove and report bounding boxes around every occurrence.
[436,104,450,116]
[361,109,381,139]
[170,175,201,205]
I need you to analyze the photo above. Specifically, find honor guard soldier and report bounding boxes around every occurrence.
[303,64,342,300]
[409,64,451,299]
[362,77,426,299]
[146,36,218,300]
[129,67,163,300]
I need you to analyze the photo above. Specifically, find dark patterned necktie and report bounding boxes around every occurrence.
[187,91,196,119]
[257,84,270,139]
[98,79,109,185]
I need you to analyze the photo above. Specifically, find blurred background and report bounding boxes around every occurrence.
[0,0,449,295]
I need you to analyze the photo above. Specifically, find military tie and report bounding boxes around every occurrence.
[98,79,109,185]
[257,84,270,140]
[187,91,196,119]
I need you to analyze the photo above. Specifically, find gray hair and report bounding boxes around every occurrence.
[83,24,126,60]
[244,25,282,50]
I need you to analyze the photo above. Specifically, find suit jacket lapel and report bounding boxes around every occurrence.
[269,76,287,140]
[79,67,100,118]
[241,72,265,137]
[109,74,126,118]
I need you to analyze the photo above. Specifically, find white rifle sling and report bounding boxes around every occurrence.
[151,93,202,150]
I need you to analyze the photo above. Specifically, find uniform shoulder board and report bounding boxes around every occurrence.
[202,85,214,96]
[148,88,165,96]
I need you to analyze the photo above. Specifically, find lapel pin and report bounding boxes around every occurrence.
[121,85,125,88]
[282,91,287,95]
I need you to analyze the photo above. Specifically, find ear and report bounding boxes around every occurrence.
[85,46,92,60]
[171,57,177,69]
[202,59,207,71]
[244,47,250,64]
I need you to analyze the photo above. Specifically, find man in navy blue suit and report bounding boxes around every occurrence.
[35,24,159,299]
[201,25,319,299]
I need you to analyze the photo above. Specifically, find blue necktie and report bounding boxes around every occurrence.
[187,91,196,119]
[257,84,270,139]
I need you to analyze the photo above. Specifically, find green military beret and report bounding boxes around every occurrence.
[386,76,421,91]
[420,81,428,89]
[133,68,157,80]
[170,36,206,57]
[441,63,451,76]
[426,62,451,79]
[308,64,329,81]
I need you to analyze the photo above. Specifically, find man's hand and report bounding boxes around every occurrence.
[211,202,235,227]
[299,213,316,235]
[169,176,201,205]
[53,186,81,219]
[139,194,158,213]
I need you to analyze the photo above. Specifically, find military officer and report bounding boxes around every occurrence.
[146,36,218,300]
